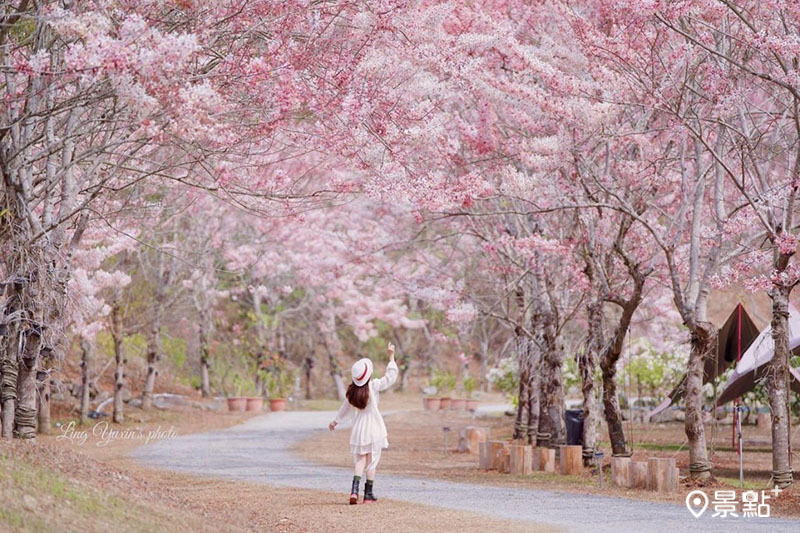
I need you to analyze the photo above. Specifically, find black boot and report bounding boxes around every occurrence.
[363,480,377,503]
[349,477,360,505]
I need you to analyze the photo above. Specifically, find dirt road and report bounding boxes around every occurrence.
[131,410,800,532]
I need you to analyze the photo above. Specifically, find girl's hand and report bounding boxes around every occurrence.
[387,342,395,361]
[329,421,337,432]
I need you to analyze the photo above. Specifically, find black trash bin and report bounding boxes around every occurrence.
[565,409,584,446]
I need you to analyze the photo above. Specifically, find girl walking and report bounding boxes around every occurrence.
[329,342,398,504]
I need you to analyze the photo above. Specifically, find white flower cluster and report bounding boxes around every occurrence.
[446,301,478,324]
[487,357,519,396]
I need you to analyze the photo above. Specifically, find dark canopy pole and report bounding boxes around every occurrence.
[734,304,744,487]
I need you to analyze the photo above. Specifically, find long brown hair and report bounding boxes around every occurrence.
[346,381,370,409]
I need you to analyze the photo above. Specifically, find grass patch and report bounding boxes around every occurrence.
[625,442,773,454]
[716,477,762,490]
[0,449,206,533]
[52,408,183,432]
[625,442,684,452]
[297,398,342,411]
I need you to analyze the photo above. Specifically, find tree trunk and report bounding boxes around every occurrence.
[254,350,266,396]
[685,322,714,479]
[304,356,314,400]
[324,331,346,401]
[538,336,566,447]
[79,337,91,424]
[111,298,125,423]
[36,366,50,434]
[1,281,21,439]
[15,326,42,439]
[480,342,489,393]
[526,342,542,445]
[142,332,159,410]
[399,361,409,391]
[601,353,627,456]
[142,245,175,411]
[252,291,268,397]
[1,338,17,439]
[768,284,794,488]
[513,285,530,441]
[1,321,18,440]
[601,264,646,457]
[142,265,168,411]
[198,310,211,398]
[391,331,409,392]
[580,298,603,465]
[532,259,566,448]
[332,371,346,401]
[546,341,567,445]
[201,357,210,398]
[0,307,7,430]
[513,335,531,440]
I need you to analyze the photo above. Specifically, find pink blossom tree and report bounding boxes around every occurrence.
[68,224,132,425]
[225,198,427,400]
[652,0,800,488]
[1,0,394,436]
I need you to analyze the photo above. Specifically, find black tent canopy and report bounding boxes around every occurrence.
[649,304,760,418]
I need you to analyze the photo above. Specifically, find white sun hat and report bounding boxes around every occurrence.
[351,358,373,387]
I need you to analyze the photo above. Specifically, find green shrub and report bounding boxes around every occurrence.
[487,357,518,399]
[262,368,296,399]
[463,376,477,398]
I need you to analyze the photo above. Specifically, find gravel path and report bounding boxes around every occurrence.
[131,410,799,532]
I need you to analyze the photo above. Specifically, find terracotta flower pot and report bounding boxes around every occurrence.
[438,397,451,410]
[450,398,466,410]
[227,397,247,412]
[466,399,479,411]
[246,397,264,412]
[269,398,287,412]
[423,397,441,411]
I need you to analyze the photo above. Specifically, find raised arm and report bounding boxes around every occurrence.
[373,343,399,392]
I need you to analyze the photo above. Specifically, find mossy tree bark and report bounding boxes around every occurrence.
[79,336,92,425]
[111,294,126,423]
[768,277,794,487]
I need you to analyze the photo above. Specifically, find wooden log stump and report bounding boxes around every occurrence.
[647,458,677,493]
[478,441,492,470]
[465,426,490,454]
[543,448,556,473]
[510,444,533,475]
[509,444,524,474]
[630,461,648,489]
[500,448,511,474]
[559,445,583,476]
[522,445,533,475]
[489,440,508,471]
[457,429,469,453]
[610,457,632,488]
[533,447,556,473]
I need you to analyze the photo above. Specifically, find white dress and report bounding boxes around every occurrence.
[334,361,398,455]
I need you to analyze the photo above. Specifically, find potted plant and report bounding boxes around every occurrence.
[266,369,295,412]
[450,375,466,411]
[422,381,440,411]
[430,370,447,410]
[464,376,479,411]
[438,371,455,410]
[226,374,248,412]
[243,376,263,412]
